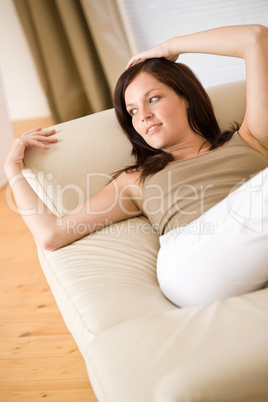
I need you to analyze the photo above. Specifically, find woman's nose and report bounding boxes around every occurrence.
[141,106,153,121]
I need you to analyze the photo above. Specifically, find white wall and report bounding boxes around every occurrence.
[0,0,50,121]
[0,71,13,187]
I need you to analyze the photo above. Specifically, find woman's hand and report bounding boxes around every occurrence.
[126,37,180,69]
[4,127,57,179]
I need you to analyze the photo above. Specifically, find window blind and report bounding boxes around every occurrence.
[116,0,268,87]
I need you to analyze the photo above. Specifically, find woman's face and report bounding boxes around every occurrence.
[124,72,192,153]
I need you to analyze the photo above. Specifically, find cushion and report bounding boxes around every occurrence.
[86,288,268,402]
[23,108,134,216]
[157,168,268,307]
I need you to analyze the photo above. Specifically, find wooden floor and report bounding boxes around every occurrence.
[0,118,97,401]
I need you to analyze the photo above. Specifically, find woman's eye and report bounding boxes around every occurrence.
[149,96,159,103]
[129,108,138,116]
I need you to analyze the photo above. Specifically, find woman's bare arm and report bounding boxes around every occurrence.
[5,128,59,249]
[48,171,142,250]
[5,128,141,251]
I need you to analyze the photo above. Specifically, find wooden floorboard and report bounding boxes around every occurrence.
[0,380,96,402]
[0,118,97,401]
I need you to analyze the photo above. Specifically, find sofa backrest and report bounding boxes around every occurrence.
[23,80,246,217]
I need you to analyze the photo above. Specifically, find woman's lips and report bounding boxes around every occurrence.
[146,123,162,134]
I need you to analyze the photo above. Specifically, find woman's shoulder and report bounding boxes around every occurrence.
[117,170,144,211]
[115,169,142,193]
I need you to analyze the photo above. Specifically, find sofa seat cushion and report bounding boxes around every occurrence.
[85,288,268,402]
[38,216,176,353]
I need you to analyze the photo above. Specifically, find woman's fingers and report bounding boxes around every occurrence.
[20,130,58,150]
[22,127,56,138]
[126,45,163,69]
[126,56,142,69]
[21,128,57,144]
[5,127,58,178]
[20,138,51,150]
[126,39,180,69]
[126,50,159,69]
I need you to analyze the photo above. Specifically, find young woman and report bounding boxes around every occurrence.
[5,25,268,307]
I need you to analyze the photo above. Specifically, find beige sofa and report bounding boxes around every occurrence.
[23,81,268,402]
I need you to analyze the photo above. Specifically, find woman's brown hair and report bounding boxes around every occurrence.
[113,58,237,181]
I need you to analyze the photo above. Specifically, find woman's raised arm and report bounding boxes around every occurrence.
[127,25,268,153]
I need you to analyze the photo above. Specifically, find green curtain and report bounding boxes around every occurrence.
[13,0,113,123]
